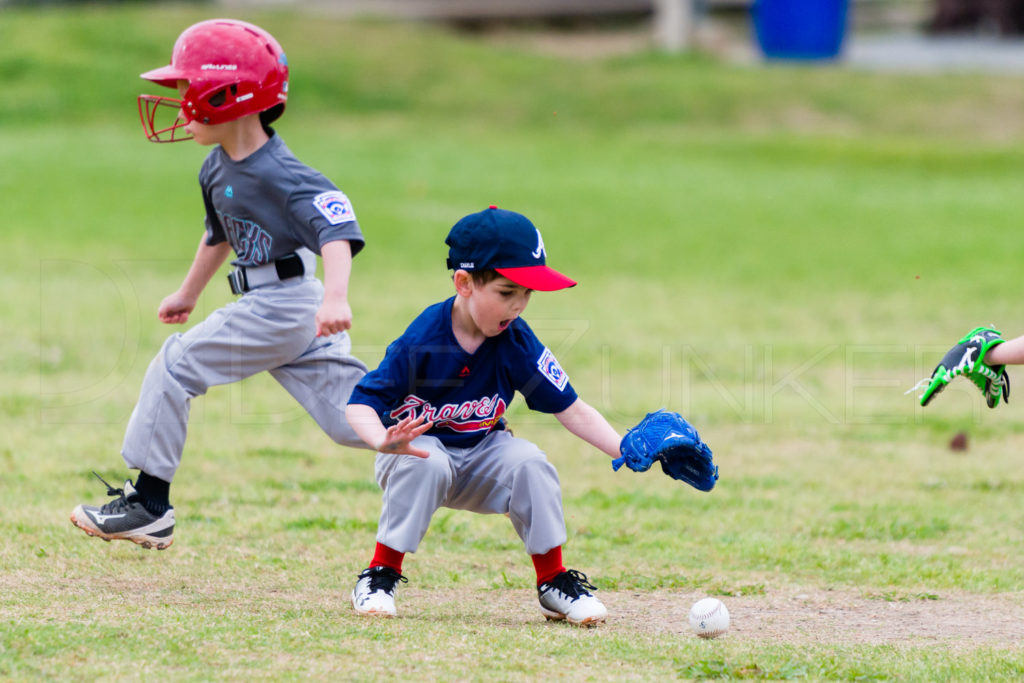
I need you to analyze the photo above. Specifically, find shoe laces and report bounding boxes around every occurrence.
[359,566,408,594]
[91,471,135,515]
[545,569,597,600]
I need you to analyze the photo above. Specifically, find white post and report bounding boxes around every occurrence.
[654,0,696,53]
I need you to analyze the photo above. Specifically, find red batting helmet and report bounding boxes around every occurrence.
[137,18,289,142]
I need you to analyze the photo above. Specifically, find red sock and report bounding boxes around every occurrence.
[532,546,565,586]
[370,542,405,573]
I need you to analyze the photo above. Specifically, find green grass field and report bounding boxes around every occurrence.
[3,5,1024,680]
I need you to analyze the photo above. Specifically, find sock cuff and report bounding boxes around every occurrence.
[532,546,565,586]
[134,471,171,515]
[370,542,405,573]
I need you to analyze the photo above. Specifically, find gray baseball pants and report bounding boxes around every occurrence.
[373,430,568,556]
[121,278,369,482]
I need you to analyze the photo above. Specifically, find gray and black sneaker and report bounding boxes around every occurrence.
[538,569,608,627]
[70,473,174,550]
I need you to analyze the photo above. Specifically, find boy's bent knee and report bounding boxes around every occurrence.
[153,335,209,397]
[516,455,559,479]
[510,457,561,495]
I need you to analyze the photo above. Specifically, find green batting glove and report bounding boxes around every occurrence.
[920,326,1010,409]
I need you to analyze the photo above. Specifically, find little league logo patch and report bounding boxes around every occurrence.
[537,347,569,391]
[312,191,356,225]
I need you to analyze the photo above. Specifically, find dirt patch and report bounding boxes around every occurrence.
[5,570,1022,648]
[402,586,1024,648]
[606,588,1024,648]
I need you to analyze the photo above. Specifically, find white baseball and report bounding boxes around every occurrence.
[688,597,729,639]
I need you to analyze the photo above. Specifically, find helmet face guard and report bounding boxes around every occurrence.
[138,95,193,143]
[137,19,288,143]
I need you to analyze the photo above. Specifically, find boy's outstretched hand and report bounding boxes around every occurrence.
[378,414,434,458]
[158,290,198,324]
[315,295,353,337]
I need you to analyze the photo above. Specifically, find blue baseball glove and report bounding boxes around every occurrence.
[612,409,718,491]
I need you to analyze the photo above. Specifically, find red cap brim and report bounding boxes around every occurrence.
[496,265,577,291]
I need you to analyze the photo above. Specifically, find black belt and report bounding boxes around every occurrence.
[227,252,306,295]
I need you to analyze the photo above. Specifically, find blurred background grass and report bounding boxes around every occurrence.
[3,3,1024,679]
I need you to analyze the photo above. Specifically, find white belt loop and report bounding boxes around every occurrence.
[296,247,317,280]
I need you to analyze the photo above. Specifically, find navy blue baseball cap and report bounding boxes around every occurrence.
[445,206,577,291]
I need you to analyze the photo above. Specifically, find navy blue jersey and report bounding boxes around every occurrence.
[199,131,365,266]
[349,297,578,448]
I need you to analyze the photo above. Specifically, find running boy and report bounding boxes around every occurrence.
[345,206,623,627]
[70,19,369,550]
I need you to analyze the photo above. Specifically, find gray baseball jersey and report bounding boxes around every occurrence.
[121,131,370,482]
[200,132,365,264]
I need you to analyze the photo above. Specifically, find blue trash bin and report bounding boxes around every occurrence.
[753,0,850,61]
